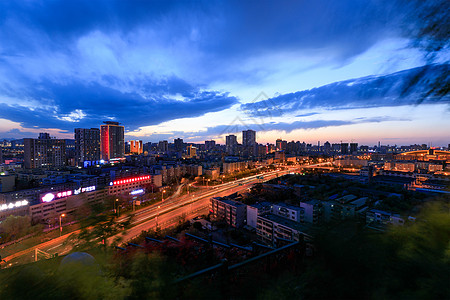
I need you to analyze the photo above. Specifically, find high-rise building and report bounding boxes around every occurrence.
[340,143,349,155]
[324,141,331,153]
[100,121,124,161]
[226,135,237,154]
[276,139,282,151]
[276,139,287,151]
[158,140,168,152]
[174,138,184,152]
[24,133,66,169]
[75,128,100,166]
[187,145,197,158]
[242,130,256,147]
[0,146,2,164]
[129,140,143,154]
[205,140,216,150]
[350,143,358,154]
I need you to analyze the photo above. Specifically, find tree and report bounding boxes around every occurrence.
[66,210,133,252]
[0,215,39,242]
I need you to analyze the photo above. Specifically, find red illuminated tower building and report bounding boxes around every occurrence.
[100,121,124,161]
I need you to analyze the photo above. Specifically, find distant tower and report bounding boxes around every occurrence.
[350,143,358,154]
[340,143,349,155]
[174,138,184,152]
[129,140,143,154]
[226,135,237,154]
[242,130,256,146]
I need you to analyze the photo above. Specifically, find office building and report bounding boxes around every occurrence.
[242,130,256,147]
[157,140,169,152]
[0,146,2,164]
[24,133,66,169]
[226,135,237,154]
[174,138,184,152]
[75,128,100,166]
[129,140,143,154]
[205,140,216,150]
[340,143,349,155]
[100,121,124,161]
[187,145,197,158]
[350,143,358,154]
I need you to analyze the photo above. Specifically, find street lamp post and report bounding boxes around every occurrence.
[222,175,225,184]
[156,205,160,228]
[162,190,166,202]
[187,183,191,194]
[59,214,65,237]
[114,198,118,214]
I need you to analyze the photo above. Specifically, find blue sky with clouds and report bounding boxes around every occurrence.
[0,0,448,145]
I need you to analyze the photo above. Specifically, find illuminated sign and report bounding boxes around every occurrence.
[57,190,72,198]
[41,185,97,202]
[110,176,151,186]
[74,186,96,195]
[42,193,55,203]
[130,189,144,195]
[0,200,29,211]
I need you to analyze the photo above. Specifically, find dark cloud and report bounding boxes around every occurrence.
[0,1,430,65]
[0,77,238,131]
[242,64,450,117]
[0,0,447,138]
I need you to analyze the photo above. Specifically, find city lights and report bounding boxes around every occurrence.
[110,176,151,186]
[0,200,29,211]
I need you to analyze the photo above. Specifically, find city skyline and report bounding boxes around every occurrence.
[0,1,448,146]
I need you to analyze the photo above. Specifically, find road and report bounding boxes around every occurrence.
[2,166,297,267]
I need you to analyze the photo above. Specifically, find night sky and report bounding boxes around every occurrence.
[0,0,448,145]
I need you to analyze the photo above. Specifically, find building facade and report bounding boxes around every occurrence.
[75,128,100,166]
[100,122,125,161]
[242,130,256,147]
[210,197,247,228]
[24,133,66,169]
[129,140,143,154]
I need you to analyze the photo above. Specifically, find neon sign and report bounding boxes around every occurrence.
[74,186,96,195]
[0,200,29,211]
[130,189,144,195]
[110,176,151,186]
[41,185,97,202]
[57,190,72,198]
[42,193,55,203]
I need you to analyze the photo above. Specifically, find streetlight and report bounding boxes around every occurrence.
[162,190,166,202]
[156,205,161,228]
[114,198,118,214]
[221,175,225,184]
[187,183,191,194]
[59,214,65,237]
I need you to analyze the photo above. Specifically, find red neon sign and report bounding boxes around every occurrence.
[112,175,150,186]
